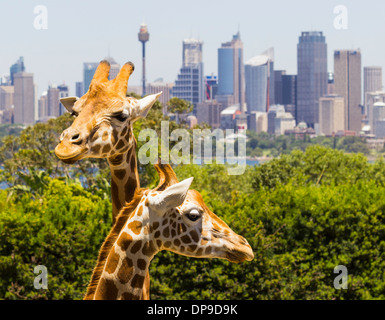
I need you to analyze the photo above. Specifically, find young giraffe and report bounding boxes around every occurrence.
[85,164,254,300]
[55,59,161,223]
[55,60,160,299]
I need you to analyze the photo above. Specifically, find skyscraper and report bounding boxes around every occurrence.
[334,49,362,133]
[296,31,328,128]
[83,62,99,93]
[47,85,60,118]
[217,32,245,112]
[244,48,274,113]
[10,57,25,85]
[172,38,204,110]
[14,72,35,124]
[364,66,383,114]
[58,83,69,116]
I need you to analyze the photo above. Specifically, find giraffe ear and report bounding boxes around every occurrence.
[148,177,193,215]
[130,92,162,121]
[60,96,79,113]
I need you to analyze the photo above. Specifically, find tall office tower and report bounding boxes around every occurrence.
[83,62,99,93]
[205,75,218,100]
[0,86,14,110]
[274,70,286,105]
[38,92,48,120]
[364,66,382,113]
[334,49,362,133]
[282,74,297,119]
[10,57,25,85]
[47,85,60,117]
[14,72,35,124]
[172,38,204,111]
[319,95,345,136]
[297,31,328,128]
[217,32,245,112]
[138,23,149,96]
[244,48,274,113]
[75,81,84,97]
[58,83,69,116]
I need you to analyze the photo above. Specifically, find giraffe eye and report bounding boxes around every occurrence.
[114,113,128,122]
[71,111,78,117]
[186,209,201,222]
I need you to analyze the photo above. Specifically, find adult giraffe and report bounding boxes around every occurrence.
[55,59,160,299]
[85,164,254,300]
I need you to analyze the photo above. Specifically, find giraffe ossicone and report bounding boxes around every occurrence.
[85,164,254,300]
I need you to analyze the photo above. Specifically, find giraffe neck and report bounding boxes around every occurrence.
[86,202,159,300]
[108,141,139,223]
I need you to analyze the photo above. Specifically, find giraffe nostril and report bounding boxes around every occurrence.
[71,133,83,145]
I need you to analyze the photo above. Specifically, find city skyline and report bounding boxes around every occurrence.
[0,0,384,97]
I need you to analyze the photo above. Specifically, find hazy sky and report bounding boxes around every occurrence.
[0,0,384,96]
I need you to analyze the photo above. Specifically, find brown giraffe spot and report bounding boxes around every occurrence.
[127,220,142,235]
[102,144,111,154]
[125,177,137,203]
[90,132,99,143]
[121,126,128,137]
[162,219,169,226]
[111,179,121,210]
[137,259,147,270]
[117,257,134,284]
[171,228,176,238]
[163,241,171,248]
[152,222,159,230]
[125,130,131,142]
[205,247,212,255]
[188,244,197,252]
[114,169,126,180]
[116,139,125,150]
[91,145,101,154]
[117,232,133,252]
[121,292,139,300]
[154,231,161,238]
[190,230,199,242]
[196,248,203,256]
[130,241,142,254]
[181,235,192,244]
[131,274,145,289]
[163,227,170,238]
[130,154,136,172]
[142,241,156,256]
[109,154,123,166]
[105,248,120,274]
[94,278,118,300]
[145,198,150,206]
[179,246,185,253]
[156,240,162,248]
[173,239,181,246]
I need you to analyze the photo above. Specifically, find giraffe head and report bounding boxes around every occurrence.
[55,60,161,164]
[144,164,254,263]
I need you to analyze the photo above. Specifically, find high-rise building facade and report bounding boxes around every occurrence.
[10,57,25,85]
[75,81,84,98]
[217,32,245,112]
[0,86,14,110]
[14,72,35,124]
[364,66,383,114]
[83,62,99,93]
[47,85,60,118]
[172,39,204,111]
[334,49,362,133]
[296,31,328,128]
[319,95,345,136]
[58,84,69,116]
[244,49,274,113]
